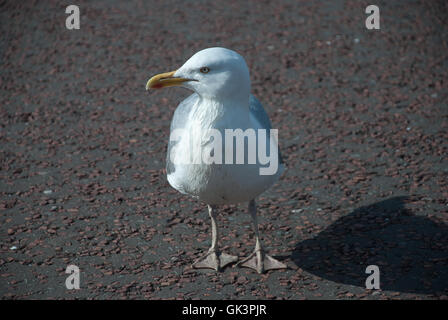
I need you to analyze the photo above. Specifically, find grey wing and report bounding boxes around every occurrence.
[249,95,284,165]
[249,95,272,130]
[166,93,198,175]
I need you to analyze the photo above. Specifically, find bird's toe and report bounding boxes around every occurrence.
[238,251,287,274]
[192,250,238,271]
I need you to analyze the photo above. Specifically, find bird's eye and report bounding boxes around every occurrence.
[200,67,210,74]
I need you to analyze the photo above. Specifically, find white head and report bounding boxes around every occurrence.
[146,47,251,102]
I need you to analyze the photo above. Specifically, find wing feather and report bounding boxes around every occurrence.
[249,95,284,165]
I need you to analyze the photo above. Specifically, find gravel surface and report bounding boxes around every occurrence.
[1,0,447,300]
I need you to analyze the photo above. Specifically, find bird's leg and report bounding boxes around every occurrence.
[192,204,238,271]
[238,200,287,274]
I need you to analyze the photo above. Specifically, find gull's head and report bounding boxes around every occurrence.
[146,47,250,101]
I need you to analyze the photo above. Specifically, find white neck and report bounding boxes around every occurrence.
[189,95,250,130]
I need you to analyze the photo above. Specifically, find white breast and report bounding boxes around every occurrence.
[167,98,283,205]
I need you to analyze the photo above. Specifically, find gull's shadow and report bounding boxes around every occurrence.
[291,196,448,294]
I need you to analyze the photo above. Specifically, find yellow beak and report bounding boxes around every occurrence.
[145,70,191,90]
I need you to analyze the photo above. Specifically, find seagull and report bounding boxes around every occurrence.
[146,47,287,273]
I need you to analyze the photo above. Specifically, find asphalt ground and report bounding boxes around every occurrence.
[0,0,447,299]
